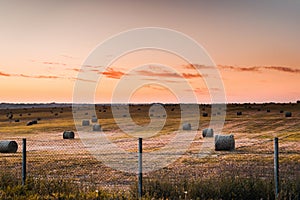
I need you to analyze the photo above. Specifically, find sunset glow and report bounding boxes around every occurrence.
[0,1,299,103]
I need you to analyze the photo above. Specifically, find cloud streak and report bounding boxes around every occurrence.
[101,68,125,79]
[0,71,11,77]
[42,61,67,66]
[264,66,300,73]
[218,65,300,73]
[136,69,181,78]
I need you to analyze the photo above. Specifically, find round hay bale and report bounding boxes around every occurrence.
[63,131,75,139]
[92,124,102,131]
[202,113,208,117]
[82,120,90,126]
[91,117,98,123]
[285,112,292,117]
[237,111,242,116]
[0,141,18,153]
[26,121,33,126]
[182,123,192,130]
[215,134,235,151]
[202,128,214,137]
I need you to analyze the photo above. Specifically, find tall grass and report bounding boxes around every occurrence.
[0,170,299,199]
[131,175,300,200]
[0,172,129,200]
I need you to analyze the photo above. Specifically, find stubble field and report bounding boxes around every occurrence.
[0,102,299,198]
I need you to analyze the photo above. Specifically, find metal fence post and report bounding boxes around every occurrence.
[22,138,26,186]
[274,137,279,198]
[138,138,143,199]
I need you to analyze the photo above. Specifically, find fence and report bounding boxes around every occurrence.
[0,135,298,191]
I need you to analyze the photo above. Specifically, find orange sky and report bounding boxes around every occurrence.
[0,1,299,103]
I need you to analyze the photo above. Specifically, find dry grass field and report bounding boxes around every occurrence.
[0,102,299,198]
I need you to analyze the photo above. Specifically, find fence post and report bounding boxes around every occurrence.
[22,138,26,186]
[274,137,279,198]
[138,138,143,199]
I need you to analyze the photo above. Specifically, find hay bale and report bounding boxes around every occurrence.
[91,117,98,123]
[8,113,13,119]
[63,131,75,139]
[202,113,208,117]
[82,120,90,126]
[92,124,102,131]
[215,134,235,151]
[0,141,18,153]
[285,112,292,117]
[182,123,192,130]
[26,121,33,126]
[202,128,214,137]
[26,120,37,126]
[237,111,242,116]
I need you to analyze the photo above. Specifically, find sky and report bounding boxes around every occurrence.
[0,0,299,103]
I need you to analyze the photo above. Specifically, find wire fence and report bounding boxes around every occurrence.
[1,134,298,190]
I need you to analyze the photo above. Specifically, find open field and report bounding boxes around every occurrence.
[0,102,299,198]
